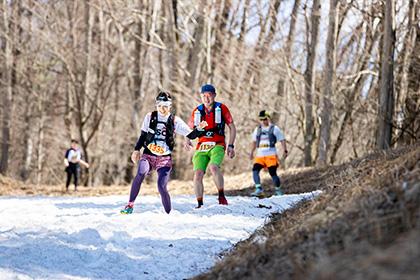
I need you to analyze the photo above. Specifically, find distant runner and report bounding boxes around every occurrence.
[249,110,288,196]
[186,84,236,208]
[64,139,89,192]
[121,91,207,214]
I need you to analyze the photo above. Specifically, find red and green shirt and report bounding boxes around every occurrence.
[188,103,233,149]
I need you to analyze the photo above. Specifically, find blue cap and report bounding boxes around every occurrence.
[200,84,216,94]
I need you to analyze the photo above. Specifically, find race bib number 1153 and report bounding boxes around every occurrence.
[198,142,216,152]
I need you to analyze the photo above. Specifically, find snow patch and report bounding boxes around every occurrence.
[0,191,320,279]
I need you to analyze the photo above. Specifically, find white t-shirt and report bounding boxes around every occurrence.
[67,149,81,163]
[141,112,192,156]
[251,124,285,157]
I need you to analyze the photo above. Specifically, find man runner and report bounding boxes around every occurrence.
[186,84,236,208]
[249,110,288,196]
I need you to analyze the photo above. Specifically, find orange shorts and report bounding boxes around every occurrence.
[254,155,279,168]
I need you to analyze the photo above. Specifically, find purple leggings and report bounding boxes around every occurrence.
[129,155,172,213]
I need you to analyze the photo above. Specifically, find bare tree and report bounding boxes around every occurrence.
[0,0,11,174]
[36,91,47,185]
[209,0,231,81]
[0,1,20,174]
[20,1,35,180]
[164,0,183,179]
[395,0,417,110]
[377,0,396,149]
[330,16,381,163]
[317,0,340,165]
[397,18,420,144]
[395,0,419,144]
[131,0,146,129]
[0,0,417,184]
[303,0,321,166]
[186,1,205,94]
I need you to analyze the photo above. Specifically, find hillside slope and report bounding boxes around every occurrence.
[194,144,420,280]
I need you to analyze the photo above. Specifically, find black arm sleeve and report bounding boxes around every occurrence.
[134,131,148,150]
[186,128,206,140]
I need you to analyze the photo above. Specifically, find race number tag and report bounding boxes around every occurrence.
[198,142,216,152]
[147,143,166,155]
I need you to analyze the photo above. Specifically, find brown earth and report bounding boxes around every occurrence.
[193,144,420,280]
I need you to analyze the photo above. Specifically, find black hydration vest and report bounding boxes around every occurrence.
[145,111,175,151]
[256,125,277,148]
[195,102,225,137]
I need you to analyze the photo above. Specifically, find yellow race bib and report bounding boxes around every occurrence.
[147,143,166,155]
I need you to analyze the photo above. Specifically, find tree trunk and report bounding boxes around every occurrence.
[36,93,46,186]
[20,1,35,181]
[263,0,281,51]
[0,0,11,174]
[284,0,301,60]
[165,0,181,179]
[21,100,33,181]
[126,0,146,183]
[0,1,20,175]
[252,0,281,86]
[79,0,94,185]
[303,0,321,166]
[158,2,165,87]
[209,0,231,81]
[395,0,418,144]
[172,0,179,42]
[277,0,301,135]
[165,0,179,93]
[398,20,419,145]
[238,0,250,42]
[377,0,395,150]
[187,1,205,93]
[317,0,340,166]
[330,23,380,164]
[132,0,144,130]
[395,0,417,111]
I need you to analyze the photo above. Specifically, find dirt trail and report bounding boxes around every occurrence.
[2,145,419,279]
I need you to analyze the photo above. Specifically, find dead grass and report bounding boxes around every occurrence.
[0,154,320,198]
[193,144,420,280]
[0,170,252,197]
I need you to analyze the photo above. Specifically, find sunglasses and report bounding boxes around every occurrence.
[259,118,268,121]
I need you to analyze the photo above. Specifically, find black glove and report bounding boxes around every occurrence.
[186,128,206,140]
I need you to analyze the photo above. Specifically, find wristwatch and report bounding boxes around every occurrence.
[228,144,235,149]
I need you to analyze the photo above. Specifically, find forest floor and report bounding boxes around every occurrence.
[194,143,420,280]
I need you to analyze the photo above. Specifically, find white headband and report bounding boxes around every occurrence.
[156,101,172,107]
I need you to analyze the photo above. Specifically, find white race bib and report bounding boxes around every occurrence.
[259,143,270,148]
[198,142,216,152]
